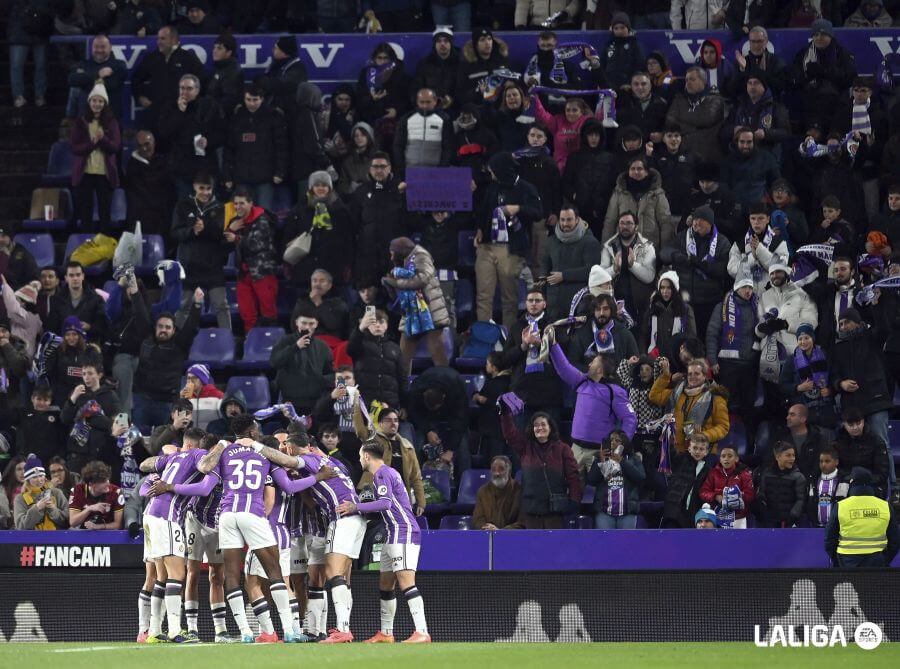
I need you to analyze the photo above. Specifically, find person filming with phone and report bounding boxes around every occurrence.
[270,305,335,415]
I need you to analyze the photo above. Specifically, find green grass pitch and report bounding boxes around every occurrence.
[0,642,897,668]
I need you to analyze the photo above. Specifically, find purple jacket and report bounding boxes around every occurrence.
[69,116,121,188]
[549,343,637,448]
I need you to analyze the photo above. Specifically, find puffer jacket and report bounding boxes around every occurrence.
[755,280,818,355]
[833,426,891,499]
[393,108,454,177]
[753,464,806,525]
[699,461,756,520]
[223,103,289,185]
[830,323,892,418]
[669,0,726,29]
[230,205,278,280]
[392,244,450,329]
[726,229,789,297]
[347,327,407,407]
[648,374,730,452]
[540,219,603,320]
[456,36,511,107]
[601,169,672,249]
[665,91,726,163]
[660,227,732,307]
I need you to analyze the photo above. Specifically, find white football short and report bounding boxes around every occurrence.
[290,536,308,574]
[143,514,186,560]
[245,546,291,579]
[218,511,277,551]
[379,542,421,573]
[185,512,223,564]
[306,535,327,566]
[324,515,367,559]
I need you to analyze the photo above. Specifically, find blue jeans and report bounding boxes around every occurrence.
[594,513,638,529]
[10,43,47,99]
[431,2,471,31]
[866,410,897,488]
[132,394,174,432]
[66,86,87,118]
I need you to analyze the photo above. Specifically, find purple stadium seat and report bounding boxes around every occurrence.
[455,320,504,371]
[460,374,485,407]
[135,234,165,275]
[415,515,429,531]
[718,420,748,457]
[22,188,72,232]
[41,141,73,186]
[64,233,110,276]
[276,282,297,320]
[201,283,238,326]
[187,327,235,369]
[456,278,473,320]
[271,185,294,223]
[223,251,237,279]
[581,485,595,506]
[458,230,475,267]
[91,188,126,225]
[438,514,472,530]
[451,469,489,513]
[225,376,271,411]
[237,327,285,370]
[889,421,900,457]
[411,327,454,372]
[13,233,54,268]
[422,468,452,513]
[635,515,649,528]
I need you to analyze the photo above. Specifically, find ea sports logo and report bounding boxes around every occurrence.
[854,623,883,650]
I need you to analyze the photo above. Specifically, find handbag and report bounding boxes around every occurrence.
[533,443,570,515]
[283,231,312,265]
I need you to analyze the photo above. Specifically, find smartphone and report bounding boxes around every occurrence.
[113,412,129,429]
[298,329,310,339]
[365,305,376,317]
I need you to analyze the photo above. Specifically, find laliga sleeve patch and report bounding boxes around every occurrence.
[377,485,388,497]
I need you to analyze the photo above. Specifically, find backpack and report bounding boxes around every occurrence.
[460,320,506,360]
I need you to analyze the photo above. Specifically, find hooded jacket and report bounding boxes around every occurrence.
[563,120,617,226]
[532,93,595,171]
[223,102,289,185]
[171,194,228,288]
[601,168,672,250]
[476,152,542,258]
[205,389,247,438]
[412,43,460,105]
[456,36,511,107]
[347,326,406,408]
[230,205,278,281]
[338,122,377,196]
[695,39,735,98]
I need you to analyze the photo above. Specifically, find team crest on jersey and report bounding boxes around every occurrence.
[762,113,773,129]
[377,485,388,496]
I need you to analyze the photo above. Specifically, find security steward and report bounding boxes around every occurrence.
[825,467,899,568]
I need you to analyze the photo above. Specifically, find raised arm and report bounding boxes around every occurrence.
[549,342,587,389]
[255,443,306,469]
[139,454,166,474]
[197,440,228,474]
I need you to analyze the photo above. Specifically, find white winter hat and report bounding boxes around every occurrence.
[733,276,754,291]
[658,270,679,292]
[768,262,792,276]
[588,265,613,296]
[88,82,109,104]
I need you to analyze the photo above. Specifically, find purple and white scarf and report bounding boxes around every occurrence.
[745,225,776,282]
[366,60,397,95]
[794,345,828,393]
[588,319,616,356]
[851,100,872,136]
[525,313,544,374]
[602,462,626,517]
[815,472,839,526]
[686,226,719,279]
[490,206,521,244]
[530,85,618,126]
[718,290,757,360]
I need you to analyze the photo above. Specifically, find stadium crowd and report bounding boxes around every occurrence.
[3,0,900,539]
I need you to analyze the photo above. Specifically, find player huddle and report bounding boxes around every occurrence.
[136,409,430,644]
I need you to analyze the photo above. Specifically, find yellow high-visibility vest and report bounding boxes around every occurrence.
[836,495,890,555]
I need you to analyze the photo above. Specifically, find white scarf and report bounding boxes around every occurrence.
[648,315,683,354]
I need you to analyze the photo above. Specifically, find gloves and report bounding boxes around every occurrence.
[497,392,525,416]
[757,319,779,336]
[772,318,789,332]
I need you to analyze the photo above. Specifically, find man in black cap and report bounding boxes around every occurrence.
[686,161,741,242]
[208,33,244,120]
[257,35,308,118]
[0,222,39,290]
[825,466,899,568]
[176,1,223,34]
[723,73,790,156]
[411,26,460,111]
[456,28,513,107]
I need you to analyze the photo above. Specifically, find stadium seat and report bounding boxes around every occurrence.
[399,420,417,448]
[135,234,165,276]
[458,230,476,267]
[717,420,748,458]
[411,327,454,371]
[92,188,127,225]
[41,140,73,186]
[438,514,472,530]
[271,185,294,222]
[187,328,235,369]
[13,233,54,268]
[889,421,900,455]
[460,374,485,407]
[451,469,489,513]
[422,468,452,513]
[276,282,298,320]
[456,278,474,320]
[455,320,504,370]
[635,515,649,529]
[64,233,110,276]
[22,187,72,231]
[581,485,595,506]
[225,376,271,411]
[200,284,238,326]
[223,251,237,279]
[237,326,285,370]
[415,515,429,531]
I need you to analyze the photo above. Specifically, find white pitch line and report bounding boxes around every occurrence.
[52,644,272,653]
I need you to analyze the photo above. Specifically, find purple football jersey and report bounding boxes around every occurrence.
[146,449,206,523]
[217,443,272,517]
[266,467,292,549]
[297,452,358,523]
[360,465,421,545]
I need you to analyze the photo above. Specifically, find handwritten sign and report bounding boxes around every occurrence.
[405,167,473,212]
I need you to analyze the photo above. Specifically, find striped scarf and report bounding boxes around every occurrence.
[718,291,758,360]
[815,471,838,526]
[525,313,544,373]
[793,345,828,392]
[686,226,719,279]
[851,100,872,136]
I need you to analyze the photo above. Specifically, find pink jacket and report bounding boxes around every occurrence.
[532,94,595,171]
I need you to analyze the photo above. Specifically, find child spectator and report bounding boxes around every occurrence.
[472,352,512,463]
[180,364,224,400]
[662,433,712,528]
[1,384,65,465]
[586,430,645,529]
[316,424,358,484]
[806,444,849,528]
[699,443,755,528]
[347,309,406,409]
[694,504,718,529]
[753,442,807,527]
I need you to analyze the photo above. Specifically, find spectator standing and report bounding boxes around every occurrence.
[616,71,669,144]
[723,75,790,155]
[562,119,617,237]
[472,456,523,530]
[515,124,560,277]
[123,131,172,240]
[670,0,727,29]
[833,409,892,501]
[338,122,378,196]
[355,43,411,142]
[60,359,119,475]
[207,33,243,119]
[176,1,223,34]
[721,128,780,212]
[45,262,108,343]
[347,309,406,409]
[726,204,789,297]
[412,26,460,110]
[105,271,147,415]
[393,88,454,177]
[843,0,893,27]
[110,1,162,36]
[0,223,39,290]
[640,272,696,361]
[541,206,603,321]
[772,403,829,478]
[290,269,350,339]
[753,441,806,528]
[270,307,334,415]
[13,455,68,530]
[8,0,50,108]
[602,156,672,250]
[415,210,461,330]
[600,211,657,321]
[566,293,639,369]
[806,445,847,528]
[407,366,471,480]
[661,433,712,527]
[732,27,786,96]
[0,316,29,408]
[599,13,645,91]
[699,443,755,528]
[66,34,127,119]
[665,67,726,164]
[587,430,646,529]
[778,326,837,431]
[0,384,63,464]
[456,29,512,107]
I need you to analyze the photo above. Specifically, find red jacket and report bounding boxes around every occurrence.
[699,462,756,519]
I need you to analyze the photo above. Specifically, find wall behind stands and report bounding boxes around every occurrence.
[1,569,898,642]
[81,28,900,125]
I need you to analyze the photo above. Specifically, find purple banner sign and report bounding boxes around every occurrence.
[405,166,473,212]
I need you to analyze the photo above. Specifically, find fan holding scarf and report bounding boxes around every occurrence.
[779,323,837,429]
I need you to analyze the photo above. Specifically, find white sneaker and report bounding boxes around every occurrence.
[14,96,26,108]
[35,96,46,108]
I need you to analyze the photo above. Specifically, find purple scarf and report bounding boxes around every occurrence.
[686,226,719,279]
[491,206,520,243]
[718,291,757,360]
[793,345,828,391]
[588,319,615,356]
[366,60,396,95]
[525,313,544,374]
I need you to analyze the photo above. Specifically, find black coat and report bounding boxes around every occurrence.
[616,93,669,142]
[351,176,408,288]
[476,177,542,259]
[661,227,732,307]
[132,45,205,114]
[830,323,892,416]
[833,427,891,499]
[170,195,228,288]
[663,452,711,527]
[346,327,407,408]
[562,121,617,228]
[104,287,150,360]
[3,405,65,464]
[291,83,329,183]
[413,212,460,270]
[772,426,828,480]
[223,104,289,185]
[45,286,109,342]
[258,56,308,117]
[61,383,120,475]
[283,197,353,288]
[46,344,93,407]
[123,152,173,238]
[753,465,807,526]
[1,242,38,289]
[356,62,411,126]
[132,304,200,402]
[291,294,349,340]
[501,312,564,409]
[653,148,698,217]
[207,56,244,119]
[158,97,225,181]
[517,151,561,219]
[408,366,469,435]
[412,48,460,106]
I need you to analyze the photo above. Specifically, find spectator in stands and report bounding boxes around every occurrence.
[61,358,119,475]
[727,204,789,296]
[515,0,580,28]
[844,0,893,27]
[563,120,616,237]
[271,305,335,415]
[354,405,426,513]
[206,390,246,438]
[8,0,49,108]
[670,0,727,29]
[456,28,512,107]
[721,128,780,212]
[662,432,714,527]
[809,195,856,247]
[283,173,353,291]
[68,460,123,529]
[223,84,288,211]
[453,104,499,204]
[499,405,581,529]
[414,210,462,330]
[110,1,162,36]
[0,383,63,463]
[176,0,223,34]
[123,130,172,239]
[13,455,68,530]
[650,357,729,453]
[46,316,92,406]
[724,1,777,40]
[640,271,696,361]
[408,366,470,480]
[732,27,786,96]
[665,67,726,164]
[600,210,657,320]
[501,288,564,422]
[778,325,837,431]
[767,179,808,257]
[699,442,755,528]
[226,187,279,331]
[351,153,408,289]
[413,26,460,111]
[833,408,892,500]
[324,83,356,163]
[773,403,828,478]
[686,162,742,243]
[695,38,734,99]
[383,237,451,374]
[488,81,534,152]
[1,277,41,359]
[472,352,512,458]
[723,75,790,156]
[753,441,806,527]
[566,293,639,369]
[48,456,78,500]
[393,88,454,177]
[615,356,664,486]
[132,25,204,131]
[0,222,38,290]
[660,206,731,335]
[356,42,411,140]
[338,122,377,196]
[105,270,146,415]
[159,74,224,199]
[207,33,243,120]
[2,456,25,507]
[70,83,122,235]
[294,82,332,196]
[66,34,127,119]
[617,71,668,144]
[587,430,645,529]
[474,151,541,330]
[472,455,523,530]
[257,36,305,114]
[347,309,406,409]
[291,269,350,339]
[180,364,223,401]
[646,51,674,98]
[149,400,195,454]
[542,205,603,321]
[694,505,718,528]
[171,172,230,331]
[599,13,644,91]
[806,444,847,527]
[788,20,857,132]
[0,486,9,528]
[0,315,29,407]
[131,290,202,429]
